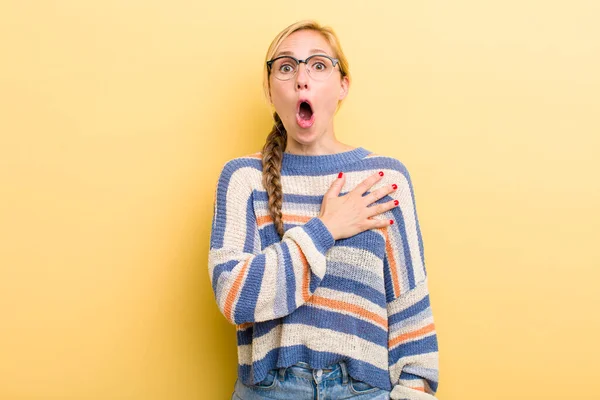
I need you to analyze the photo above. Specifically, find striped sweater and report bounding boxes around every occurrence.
[208,147,439,399]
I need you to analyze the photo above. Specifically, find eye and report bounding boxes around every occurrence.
[308,56,330,73]
[279,63,294,73]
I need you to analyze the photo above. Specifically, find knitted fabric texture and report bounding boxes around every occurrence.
[208,147,439,399]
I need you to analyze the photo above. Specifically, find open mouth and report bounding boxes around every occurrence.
[296,100,315,128]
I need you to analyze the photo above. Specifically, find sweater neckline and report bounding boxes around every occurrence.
[281,147,371,173]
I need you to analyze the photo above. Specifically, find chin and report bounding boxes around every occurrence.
[290,127,320,143]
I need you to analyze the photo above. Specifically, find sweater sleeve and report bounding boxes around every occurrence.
[208,159,335,325]
[382,163,439,399]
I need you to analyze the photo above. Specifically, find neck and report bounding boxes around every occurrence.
[284,128,354,156]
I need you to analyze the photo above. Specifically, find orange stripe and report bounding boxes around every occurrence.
[308,295,387,329]
[404,386,425,392]
[403,380,431,393]
[223,259,250,322]
[381,228,401,298]
[388,323,436,348]
[236,322,252,331]
[256,214,312,227]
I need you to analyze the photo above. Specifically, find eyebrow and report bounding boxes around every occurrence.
[274,48,331,58]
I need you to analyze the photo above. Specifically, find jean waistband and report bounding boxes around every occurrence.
[276,361,349,384]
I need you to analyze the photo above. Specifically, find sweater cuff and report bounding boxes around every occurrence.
[302,217,335,254]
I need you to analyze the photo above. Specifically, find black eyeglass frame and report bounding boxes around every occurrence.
[266,54,340,79]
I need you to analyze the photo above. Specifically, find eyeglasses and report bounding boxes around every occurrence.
[266,54,340,81]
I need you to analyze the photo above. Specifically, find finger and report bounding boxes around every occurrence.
[364,217,394,230]
[351,171,384,197]
[362,183,398,206]
[366,198,399,218]
[325,171,346,198]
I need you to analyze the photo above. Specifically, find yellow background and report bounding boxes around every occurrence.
[1,1,598,399]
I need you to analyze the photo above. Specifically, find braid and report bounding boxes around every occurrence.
[261,112,287,238]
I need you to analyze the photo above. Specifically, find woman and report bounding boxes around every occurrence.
[209,20,439,400]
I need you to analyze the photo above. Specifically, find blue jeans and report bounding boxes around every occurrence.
[232,361,391,399]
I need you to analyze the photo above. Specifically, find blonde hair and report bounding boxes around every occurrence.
[261,20,351,238]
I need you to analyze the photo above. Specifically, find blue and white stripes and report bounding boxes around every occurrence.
[208,147,439,398]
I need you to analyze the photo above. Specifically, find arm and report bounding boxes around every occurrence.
[383,163,439,399]
[388,280,439,399]
[208,159,334,325]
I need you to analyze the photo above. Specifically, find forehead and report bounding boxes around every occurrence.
[275,29,334,57]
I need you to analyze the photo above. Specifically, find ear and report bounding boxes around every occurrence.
[338,75,350,101]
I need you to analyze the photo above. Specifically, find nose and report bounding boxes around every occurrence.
[295,63,310,90]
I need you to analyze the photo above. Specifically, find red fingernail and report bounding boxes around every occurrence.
[394,200,399,206]
[389,219,394,225]
[392,184,398,190]
[338,172,343,178]
[379,171,384,176]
